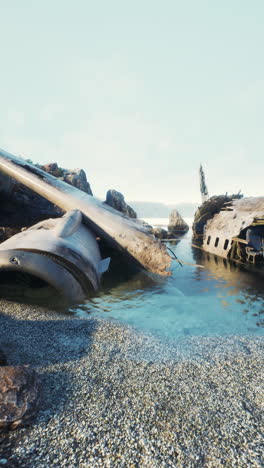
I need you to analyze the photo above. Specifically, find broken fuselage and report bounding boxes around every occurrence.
[200,197,264,265]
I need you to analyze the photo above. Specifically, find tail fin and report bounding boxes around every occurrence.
[53,210,82,238]
[97,257,111,274]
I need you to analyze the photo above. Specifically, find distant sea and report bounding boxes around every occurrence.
[143,217,193,228]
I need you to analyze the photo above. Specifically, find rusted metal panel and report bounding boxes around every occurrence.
[202,197,264,258]
[0,148,171,276]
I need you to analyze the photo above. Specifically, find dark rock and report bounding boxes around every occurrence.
[0,172,63,230]
[0,366,40,431]
[168,209,189,236]
[142,222,153,231]
[135,220,168,239]
[41,163,63,177]
[0,228,21,244]
[0,162,93,232]
[135,219,153,233]
[63,169,93,195]
[40,164,93,195]
[152,227,168,239]
[105,190,137,218]
[0,349,7,366]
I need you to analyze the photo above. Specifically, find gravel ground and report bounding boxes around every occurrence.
[0,299,263,468]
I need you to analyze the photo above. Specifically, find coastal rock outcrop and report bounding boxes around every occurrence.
[168,209,189,236]
[0,177,61,234]
[105,190,137,218]
[41,164,93,195]
[0,366,40,430]
[0,162,93,241]
[40,162,62,177]
[0,228,21,243]
[152,227,168,239]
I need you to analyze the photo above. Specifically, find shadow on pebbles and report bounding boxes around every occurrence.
[0,299,263,467]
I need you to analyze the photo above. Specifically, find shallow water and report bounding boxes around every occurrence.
[73,218,264,341]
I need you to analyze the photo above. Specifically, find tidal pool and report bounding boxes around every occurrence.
[73,218,264,341]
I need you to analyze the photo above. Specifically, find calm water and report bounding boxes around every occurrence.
[73,218,264,340]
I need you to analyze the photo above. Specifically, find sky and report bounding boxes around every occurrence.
[1,1,264,204]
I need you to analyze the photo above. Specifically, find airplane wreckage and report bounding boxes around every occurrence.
[0,149,263,306]
[193,165,264,269]
[0,148,172,305]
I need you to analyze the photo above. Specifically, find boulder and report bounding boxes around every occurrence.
[0,171,63,230]
[152,227,168,239]
[168,209,189,236]
[0,161,93,232]
[135,220,168,239]
[0,366,40,430]
[0,228,21,244]
[41,162,63,177]
[105,190,137,218]
[41,164,93,195]
[134,219,153,233]
[63,169,92,195]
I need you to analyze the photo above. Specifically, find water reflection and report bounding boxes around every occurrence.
[74,229,264,339]
[191,242,264,317]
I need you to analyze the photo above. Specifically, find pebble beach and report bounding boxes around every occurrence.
[0,300,263,468]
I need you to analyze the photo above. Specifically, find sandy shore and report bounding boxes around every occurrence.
[0,300,263,467]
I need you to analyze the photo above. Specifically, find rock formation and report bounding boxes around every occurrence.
[0,162,93,241]
[168,209,189,236]
[105,190,137,218]
[152,227,168,240]
[134,219,168,240]
[0,228,21,243]
[0,171,62,230]
[0,366,40,430]
[41,163,93,195]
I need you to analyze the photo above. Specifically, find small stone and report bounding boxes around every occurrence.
[0,459,8,465]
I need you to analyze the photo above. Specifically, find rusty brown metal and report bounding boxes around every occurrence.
[202,197,264,260]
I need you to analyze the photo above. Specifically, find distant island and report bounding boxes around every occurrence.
[128,201,198,218]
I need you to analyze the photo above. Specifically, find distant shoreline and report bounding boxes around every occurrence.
[129,201,198,219]
[143,217,193,228]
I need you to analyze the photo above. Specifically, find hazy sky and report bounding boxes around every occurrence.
[1,1,263,203]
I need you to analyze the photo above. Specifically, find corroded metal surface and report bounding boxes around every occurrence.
[202,197,264,258]
[0,149,171,276]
